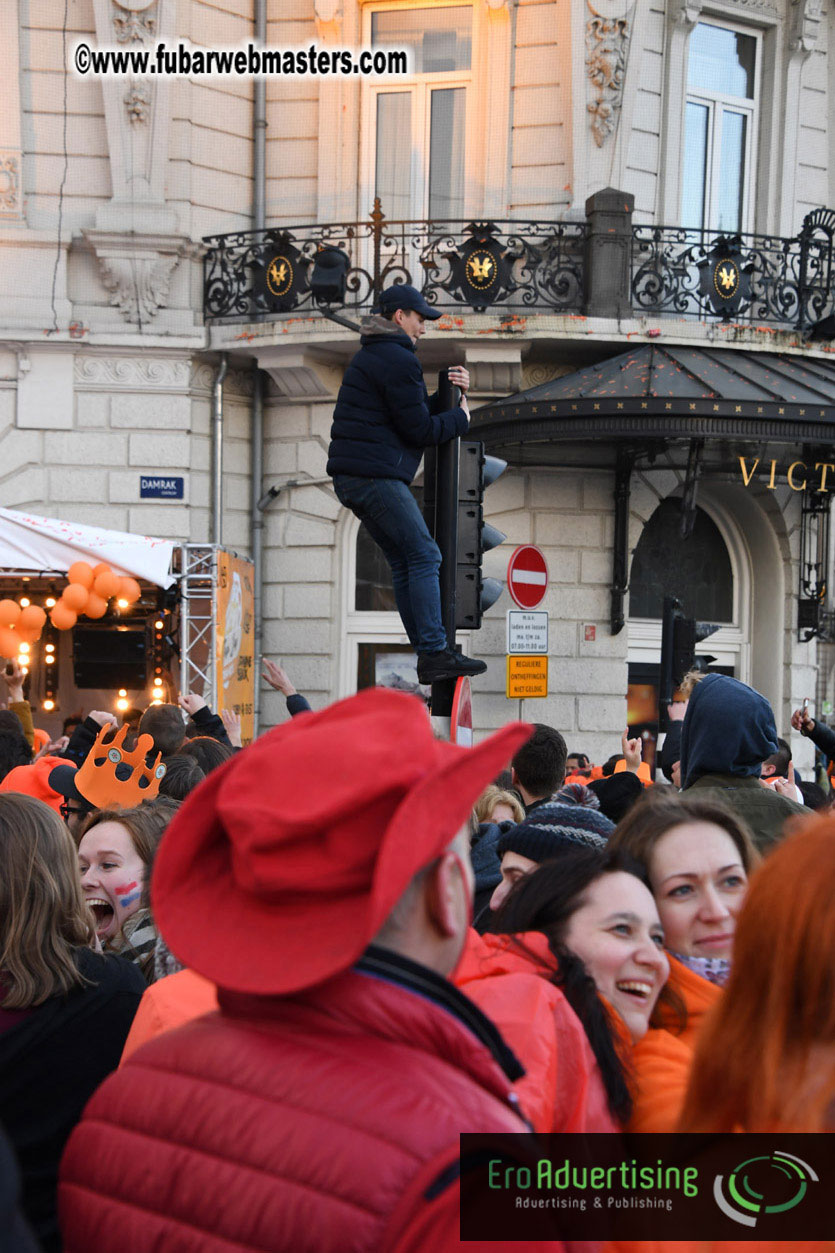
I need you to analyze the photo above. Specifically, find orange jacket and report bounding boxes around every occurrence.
[119,968,218,1063]
[455,929,618,1133]
[624,957,721,1133]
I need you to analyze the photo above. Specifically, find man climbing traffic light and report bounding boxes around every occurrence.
[327,283,486,685]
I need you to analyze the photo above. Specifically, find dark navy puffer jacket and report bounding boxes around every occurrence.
[327,316,468,483]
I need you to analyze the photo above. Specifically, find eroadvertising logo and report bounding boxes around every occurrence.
[458,1134,834,1242]
[713,1152,818,1228]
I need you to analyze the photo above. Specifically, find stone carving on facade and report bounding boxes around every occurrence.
[124,83,151,124]
[98,254,178,323]
[586,1,635,148]
[522,363,572,389]
[0,152,21,216]
[190,362,255,396]
[112,0,158,43]
[75,355,191,388]
[790,0,824,53]
[83,231,194,325]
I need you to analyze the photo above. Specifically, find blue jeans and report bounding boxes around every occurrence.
[333,475,447,654]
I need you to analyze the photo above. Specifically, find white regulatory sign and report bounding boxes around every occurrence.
[507,610,549,654]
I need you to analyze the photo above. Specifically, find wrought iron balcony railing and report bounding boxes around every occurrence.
[203,200,587,323]
[202,200,835,335]
[631,209,835,332]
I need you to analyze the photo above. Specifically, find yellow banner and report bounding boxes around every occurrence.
[216,551,255,745]
[506,654,548,699]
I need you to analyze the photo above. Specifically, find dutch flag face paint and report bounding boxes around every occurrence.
[78,822,147,943]
[114,881,142,909]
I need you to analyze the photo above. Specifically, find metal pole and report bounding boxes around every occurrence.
[435,368,459,647]
[212,354,228,547]
[250,0,267,733]
[430,369,460,721]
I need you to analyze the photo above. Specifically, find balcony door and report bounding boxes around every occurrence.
[680,21,760,235]
[363,2,473,294]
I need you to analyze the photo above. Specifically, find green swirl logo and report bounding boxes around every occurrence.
[714,1152,818,1228]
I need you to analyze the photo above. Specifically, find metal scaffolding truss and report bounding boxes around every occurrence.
[176,544,218,709]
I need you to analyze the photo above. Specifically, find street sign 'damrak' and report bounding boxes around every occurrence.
[507,545,548,610]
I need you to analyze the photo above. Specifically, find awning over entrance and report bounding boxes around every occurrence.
[470,345,835,468]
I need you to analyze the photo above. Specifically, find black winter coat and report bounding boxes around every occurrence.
[327,318,468,483]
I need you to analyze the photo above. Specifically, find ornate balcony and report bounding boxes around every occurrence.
[631,209,835,332]
[202,197,835,336]
[203,200,587,324]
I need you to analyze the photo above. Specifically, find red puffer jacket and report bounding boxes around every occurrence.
[60,947,563,1253]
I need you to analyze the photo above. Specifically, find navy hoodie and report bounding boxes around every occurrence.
[327,316,468,483]
[679,673,779,790]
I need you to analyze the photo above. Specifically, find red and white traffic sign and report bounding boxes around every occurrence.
[507,545,549,610]
[450,676,473,746]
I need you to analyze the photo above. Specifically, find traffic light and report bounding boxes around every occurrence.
[455,441,507,630]
[660,596,719,708]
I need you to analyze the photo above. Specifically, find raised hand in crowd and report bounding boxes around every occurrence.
[621,728,643,773]
[178,692,207,717]
[791,704,815,735]
[666,699,688,722]
[262,659,296,696]
[88,710,117,728]
[2,660,25,703]
[33,734,69,761]
[220,708,242,749]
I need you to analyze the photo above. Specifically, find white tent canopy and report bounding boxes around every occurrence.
[0,508,176,589]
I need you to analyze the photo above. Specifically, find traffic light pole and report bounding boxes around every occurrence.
[429,369,460,719]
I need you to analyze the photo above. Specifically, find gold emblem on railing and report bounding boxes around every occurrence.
[713,258,739,300]
[466,251,496,289]
[266,255,293,298]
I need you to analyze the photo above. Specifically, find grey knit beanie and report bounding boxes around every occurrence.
[496,799,613,862]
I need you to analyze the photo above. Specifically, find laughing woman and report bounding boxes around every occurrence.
[77,801,172,983]
[0,794,144,1252]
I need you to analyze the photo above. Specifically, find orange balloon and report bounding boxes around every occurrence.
[0,627,19,656]
[0,599,21,628]
[18,604,46,634]
[68,562,95,589]
[84,593,108,620]
[50,603,77,631]
[93,570,121,600]
[62,583,89,613]
[92,562,112,577]
[117,577,142,604]
[16,625,41,645]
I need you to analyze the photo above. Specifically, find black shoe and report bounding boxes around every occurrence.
[417,648,488,685]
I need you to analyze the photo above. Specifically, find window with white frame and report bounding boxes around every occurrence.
[365,4,472,221]
[680,22,759,234]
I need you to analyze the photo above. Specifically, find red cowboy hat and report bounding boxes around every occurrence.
[152,687,531,995]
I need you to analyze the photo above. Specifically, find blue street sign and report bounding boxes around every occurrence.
[140,476,184,500]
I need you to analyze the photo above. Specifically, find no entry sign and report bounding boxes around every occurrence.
[507,545,548,610]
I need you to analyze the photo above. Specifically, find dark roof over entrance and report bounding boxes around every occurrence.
[470,345,835,468]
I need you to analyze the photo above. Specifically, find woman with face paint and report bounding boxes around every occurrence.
[77,799,175,983]
[0,793,144,1252]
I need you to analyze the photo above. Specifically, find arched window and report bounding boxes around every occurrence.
[629,498,734,622]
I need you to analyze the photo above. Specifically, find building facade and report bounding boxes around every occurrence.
[2,0,834,764]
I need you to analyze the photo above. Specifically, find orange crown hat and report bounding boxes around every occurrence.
[73,723,166,809]
[152,686,532,996]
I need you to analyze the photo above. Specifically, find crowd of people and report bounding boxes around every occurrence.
[0,659,832,1252]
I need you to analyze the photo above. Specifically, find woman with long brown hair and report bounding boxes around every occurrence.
[77,798,176,982]
[0,793,144,1251]
[680,816,835,1132]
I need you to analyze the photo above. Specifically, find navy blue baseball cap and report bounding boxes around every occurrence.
[377,283,441,320]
